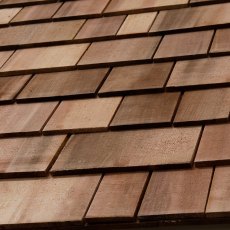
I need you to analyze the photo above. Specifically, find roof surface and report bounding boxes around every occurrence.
[0,0,229,229]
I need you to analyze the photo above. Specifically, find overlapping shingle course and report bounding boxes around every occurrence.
[0,0,229,229]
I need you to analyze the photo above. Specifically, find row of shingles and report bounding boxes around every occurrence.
[1,0,230,49]
[84,166,230,223]
[1,166,229,227]
[1,4,230,76]
[0,0,188,28]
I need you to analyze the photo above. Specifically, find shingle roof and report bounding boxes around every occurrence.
[0,0,229,229]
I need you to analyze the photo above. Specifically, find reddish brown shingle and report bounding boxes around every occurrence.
[154,30,214,61]
[138,168,213,219]
[78,37,161,68]
[51,127,201,174]
[86,172,148,222]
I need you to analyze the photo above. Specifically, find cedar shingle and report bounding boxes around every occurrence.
[78,37,161,68]
[110,93,180,128]
[167,57,230,90]
[105,0,188,14]
[17,69,108,101]
[195,124,230,166]
[210,28,230,55]
[53,0,110,19]
[51,127,201,174]
[154,30,214,61]
[174,88,230,125]
[0,51,14,68]
[0,101,58,136]
[0,75,31,102]
[0,8,21,25]
[11,3,62,24]
[151,3,230,33]
[0,175,101,226]
[206,166,230,217]
[75,16,125,41]
[0,135,66,177]
[43,97,122,134]
[0,20,85,48]
[138,168,213,219]
[99,62,173,96]
[117,12,157,35]
[86,172,148,222]
[0,44,89,75]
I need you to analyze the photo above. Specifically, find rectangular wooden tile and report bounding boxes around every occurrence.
[78,37,161,68]
[206,166,230,217]
[0,44,89,76]
[110,93,180,128]
[167,57,230,90]
[0,8,21,25]
[75,16,125,41]
[195,124,230,166]
[151,3,230,34]
[43,97,122,134]
[53,0,110,19]
[0,20,85,48]
[0,74,31,103]
[0,135,66,177]
[117,12,157,35]
[174,88,230,125]
[51,127,202,174]
[138,168,213,219]
[86,172,148,222]
[11,3,62,24]
[99,62,174,96]
[0,101,58,136]
[17,68,109,102]
[210,28,230,55]
[104,0,188,15]
[0,175,101,227]
[0,50,14,68]
[154,30,214,61]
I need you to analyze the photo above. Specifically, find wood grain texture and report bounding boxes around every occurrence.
[154,30,214,61]
[78,37,161,68]
[53,0,110,19]
[210,28,230,55]
[99,62,173,96]
[117,12,157,35]
[0,20,85,48]
[167,56,230,90]
[0,101,58,136]
[51,127,201,174]
[0,44,89,75]
[174,88,230,125]
[0,8,21,25]
[105,0,188,14]
[138,168,213,219]
[86,172,148,222]
[43,97,122,134]
[0,50,14,68]
[0,135,66,177]
[11,3,62,24]
[0,175,101,226]
[75,16,125,41]
[0,0,53,6]
[110,93,180,128]
[206,166,230,217]
[195,124,230,166]
[151,3,230,33]
[17,68,108,101]
[0,74,31,102]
